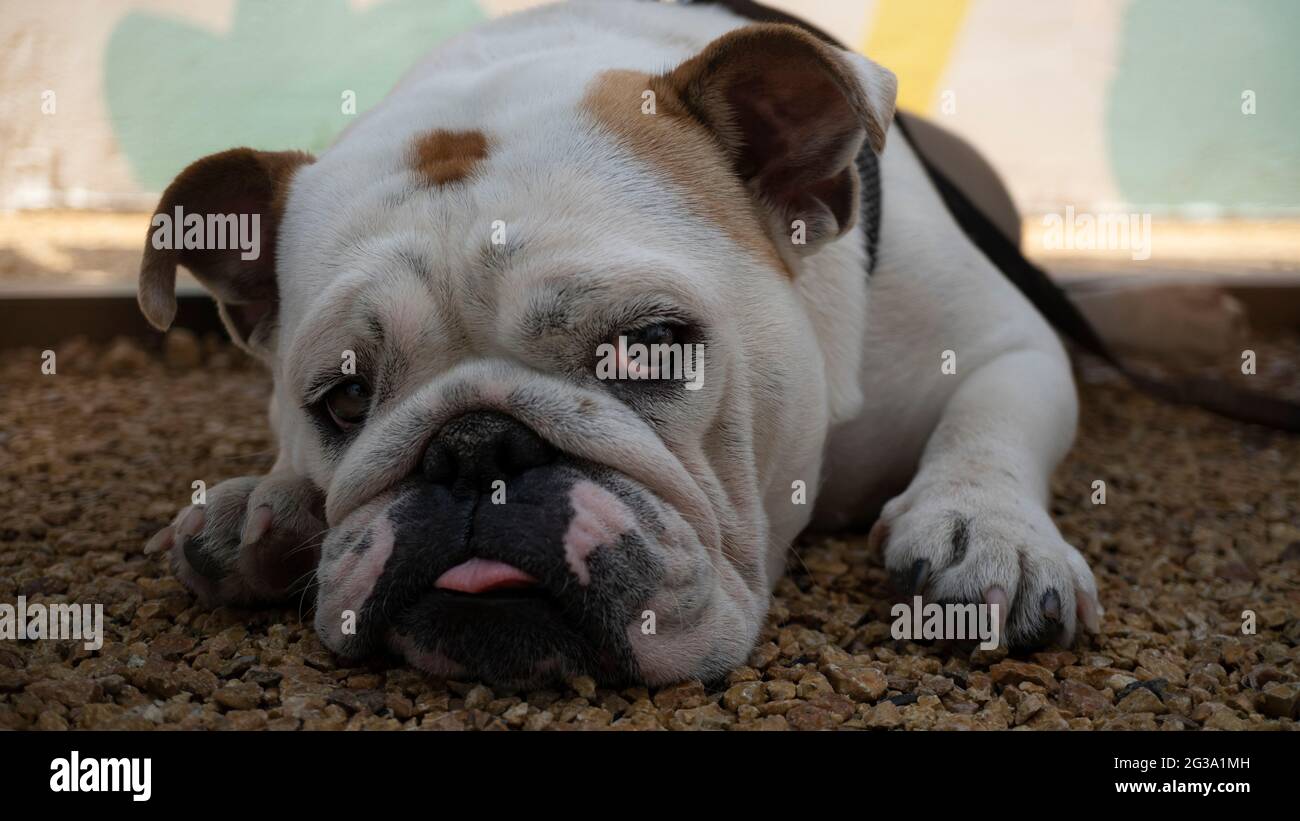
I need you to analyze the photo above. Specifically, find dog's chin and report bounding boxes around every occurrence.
[386,591,635,687]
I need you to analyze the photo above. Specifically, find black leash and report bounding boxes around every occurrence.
[659,0,1300,432]
[898,112,1300,432]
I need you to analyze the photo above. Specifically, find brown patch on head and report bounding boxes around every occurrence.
[410,129,489,186]
[582,69,791,276]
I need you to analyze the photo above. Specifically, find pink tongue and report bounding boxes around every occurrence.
[435,558,538,594]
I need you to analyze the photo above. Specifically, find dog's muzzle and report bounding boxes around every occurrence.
[315,410,662,686]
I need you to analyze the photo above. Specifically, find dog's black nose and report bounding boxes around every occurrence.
[423,411,555,489]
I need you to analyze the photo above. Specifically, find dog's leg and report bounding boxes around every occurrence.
[872,345,1101,648]
[145,468,326,607]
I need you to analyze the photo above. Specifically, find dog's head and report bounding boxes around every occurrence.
[139,22,896,686]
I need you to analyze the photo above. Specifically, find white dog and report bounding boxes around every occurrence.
[139,0,1101,686]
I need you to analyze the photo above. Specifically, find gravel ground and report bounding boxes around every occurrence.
[1,332,1298,731]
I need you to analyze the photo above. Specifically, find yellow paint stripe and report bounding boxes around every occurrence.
[863,0,971,114]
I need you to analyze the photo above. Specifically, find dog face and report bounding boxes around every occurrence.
[139,19,896,686]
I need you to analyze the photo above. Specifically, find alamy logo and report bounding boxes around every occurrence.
[0,596,104,651]
[890,595,1001,650]
[1041,205,1152,261]
[150,206,261,261]
[595,335,704,390]
[50,751,151,802]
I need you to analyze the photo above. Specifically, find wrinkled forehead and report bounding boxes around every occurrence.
[276,173,747,408]
[280,232,725,390]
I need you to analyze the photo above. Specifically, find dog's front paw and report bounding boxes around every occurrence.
[871,479,1101,649]
[145,474,326,606]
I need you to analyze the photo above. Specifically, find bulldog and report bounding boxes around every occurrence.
[138,0,1101,686]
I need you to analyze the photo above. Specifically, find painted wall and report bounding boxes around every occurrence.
[1,0,1297,215]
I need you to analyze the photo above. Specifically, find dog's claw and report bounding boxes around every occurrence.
[984,585,1009,635]
[241,504,274,547]
[893,558,930,596]
[144,525,175,555]
[1041,588,1062,623]
[177,506,205,539]
[1076,589,1102,633]
[867,518,889,552]
[912,559,931,593]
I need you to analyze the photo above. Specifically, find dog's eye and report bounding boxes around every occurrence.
[324,379,371,430]
[622,322,678,348]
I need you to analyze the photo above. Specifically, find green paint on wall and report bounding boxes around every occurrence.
[106,0,485,190]
[1108,0,1300,214]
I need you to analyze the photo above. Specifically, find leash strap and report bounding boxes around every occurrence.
[896,111,1300,431]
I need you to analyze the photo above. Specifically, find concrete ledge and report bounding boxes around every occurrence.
[0,290,223,349]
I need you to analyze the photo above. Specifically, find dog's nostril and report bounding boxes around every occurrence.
[422,411,555,488]
[422,441,457,484]
[499,425,553,474]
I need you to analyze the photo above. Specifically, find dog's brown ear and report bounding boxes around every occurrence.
[138,148,314,354]
[658,24,896,252]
